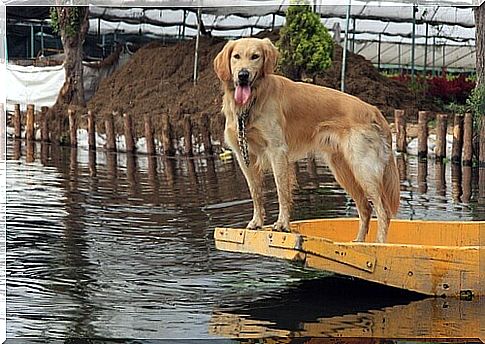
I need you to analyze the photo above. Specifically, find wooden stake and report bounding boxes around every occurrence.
[462,113,473,166]
[200,115,213,155]
[88,110,96,150]
[435,113,448,161]
[68,109,77,147]
[417,161,427,194]
[13,104,22,138]
[418,111,429,160]
[394,109,407,153]
[40,106,49,142]
[25,104,35,141]
[123,112,136,153]
[161,115,174,156]
[183,114,193,156]
[144,113,155,155]
[451,114,464,164]
[105,112,116,152]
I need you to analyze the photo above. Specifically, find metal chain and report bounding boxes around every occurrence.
[237,97,256,167]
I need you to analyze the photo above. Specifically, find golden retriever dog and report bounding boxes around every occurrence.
[214,37,400,243]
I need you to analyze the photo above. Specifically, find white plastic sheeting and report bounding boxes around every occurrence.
[5,63,64,111]
[87,4,477,70]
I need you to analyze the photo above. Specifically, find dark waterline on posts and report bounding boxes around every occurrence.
[6,139,484,339]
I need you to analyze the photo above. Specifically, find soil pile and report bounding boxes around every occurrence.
[88,32,437,141]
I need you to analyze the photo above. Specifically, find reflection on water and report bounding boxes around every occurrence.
[6,140,485,339]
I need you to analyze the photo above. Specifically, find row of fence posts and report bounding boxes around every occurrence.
[394,109,484,166]
[11,104,214,156]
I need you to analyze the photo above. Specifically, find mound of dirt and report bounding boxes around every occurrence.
[87,31,438,142]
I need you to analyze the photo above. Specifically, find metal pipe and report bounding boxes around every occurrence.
[442,43,446,71]
[423,22,428,76]
[432,36,436,75]
[182,10,187,40]
[194,8,201,85]
[377,33,381,70]
[398,42,401,72]
[340,0,351,92]
[30,23,34,59]
[40,21,44,57]
[352,17,356,52]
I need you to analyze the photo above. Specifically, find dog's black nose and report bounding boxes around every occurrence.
[238,69,250,84]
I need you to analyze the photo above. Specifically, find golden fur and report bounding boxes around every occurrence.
[214,37,400,243]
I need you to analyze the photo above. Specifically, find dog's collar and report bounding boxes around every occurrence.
[236,97,256,167]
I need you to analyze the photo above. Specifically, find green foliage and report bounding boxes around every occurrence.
[277,3,333,80]
[466,84,485,127]
[50,7,83,38]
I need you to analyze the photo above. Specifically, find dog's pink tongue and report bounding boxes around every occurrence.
[235,85,251,105]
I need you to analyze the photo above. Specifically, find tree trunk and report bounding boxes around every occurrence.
[475,4,484,88]
[49,6,89,142]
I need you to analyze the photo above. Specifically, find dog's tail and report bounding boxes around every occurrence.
[382,154,400,216]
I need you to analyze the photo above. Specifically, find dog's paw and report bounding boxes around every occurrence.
[247,219,263,230]
[272,221,290,232]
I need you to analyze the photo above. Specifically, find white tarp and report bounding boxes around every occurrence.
[5,63,64,111]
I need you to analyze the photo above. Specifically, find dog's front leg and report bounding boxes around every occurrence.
[269,151,293,232]
[239,162,265,230]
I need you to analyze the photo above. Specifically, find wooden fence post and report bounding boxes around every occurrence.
[451,114,464,164]
[25,104,35,141]
[418,111,429,160]
[144,113,155,155]
[40,106,49,142]
[123,112,136,153]
[161,115,174,156]
[200,115,213,155]
[435,113,448,161]
[105,112,117,152]
[13,104,22,138]
[394,109,407,153]
[68,109,77,147]
[88,110,96,150]
[462,113,473,166]
[183,114,193,156]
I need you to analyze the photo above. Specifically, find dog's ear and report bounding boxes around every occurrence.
[214,40,235,82]
[262,38,279,76]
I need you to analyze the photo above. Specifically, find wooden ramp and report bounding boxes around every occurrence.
[214,218,484,298]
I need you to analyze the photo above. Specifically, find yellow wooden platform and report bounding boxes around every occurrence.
[214,218,484,298]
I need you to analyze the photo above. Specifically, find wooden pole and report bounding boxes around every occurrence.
[394,109,407,153]
[462,166,471,204]
[200,115,213,155]
[462,113,473,166]
[144,113,155,156]
[88,110,96,150]
[68,109,77,147]
[123,112,136,153]
[480,121,485,168]
[25,104,35,141]
[417,161,427,194]
[40,106,49,142]
[13,104,22,138]
[435,113,447,161]
[161,115,174,156]
[183,114,193,156]
[105,112,116,152]
[451,114,464,164]
[418,111,429,160]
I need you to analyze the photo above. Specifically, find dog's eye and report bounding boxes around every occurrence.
[251,54,260,60]
[233,54,240,59]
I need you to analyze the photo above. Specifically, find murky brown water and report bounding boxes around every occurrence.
[6,139,485,340]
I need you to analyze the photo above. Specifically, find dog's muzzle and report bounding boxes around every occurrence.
[237,69,250,86]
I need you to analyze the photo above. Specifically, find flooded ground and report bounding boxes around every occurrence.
[6,139,485,340]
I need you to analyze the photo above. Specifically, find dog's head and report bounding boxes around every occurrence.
[214,37,279,106]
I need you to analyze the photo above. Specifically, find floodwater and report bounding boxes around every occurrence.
[6,139,485,340]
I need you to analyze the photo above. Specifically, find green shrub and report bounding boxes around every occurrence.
[466,84,485,128]
[277,3,333,80]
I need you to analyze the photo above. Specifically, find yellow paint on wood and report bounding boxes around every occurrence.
[214,219,484,297]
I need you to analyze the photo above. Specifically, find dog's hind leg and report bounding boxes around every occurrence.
[326,153,372,242]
